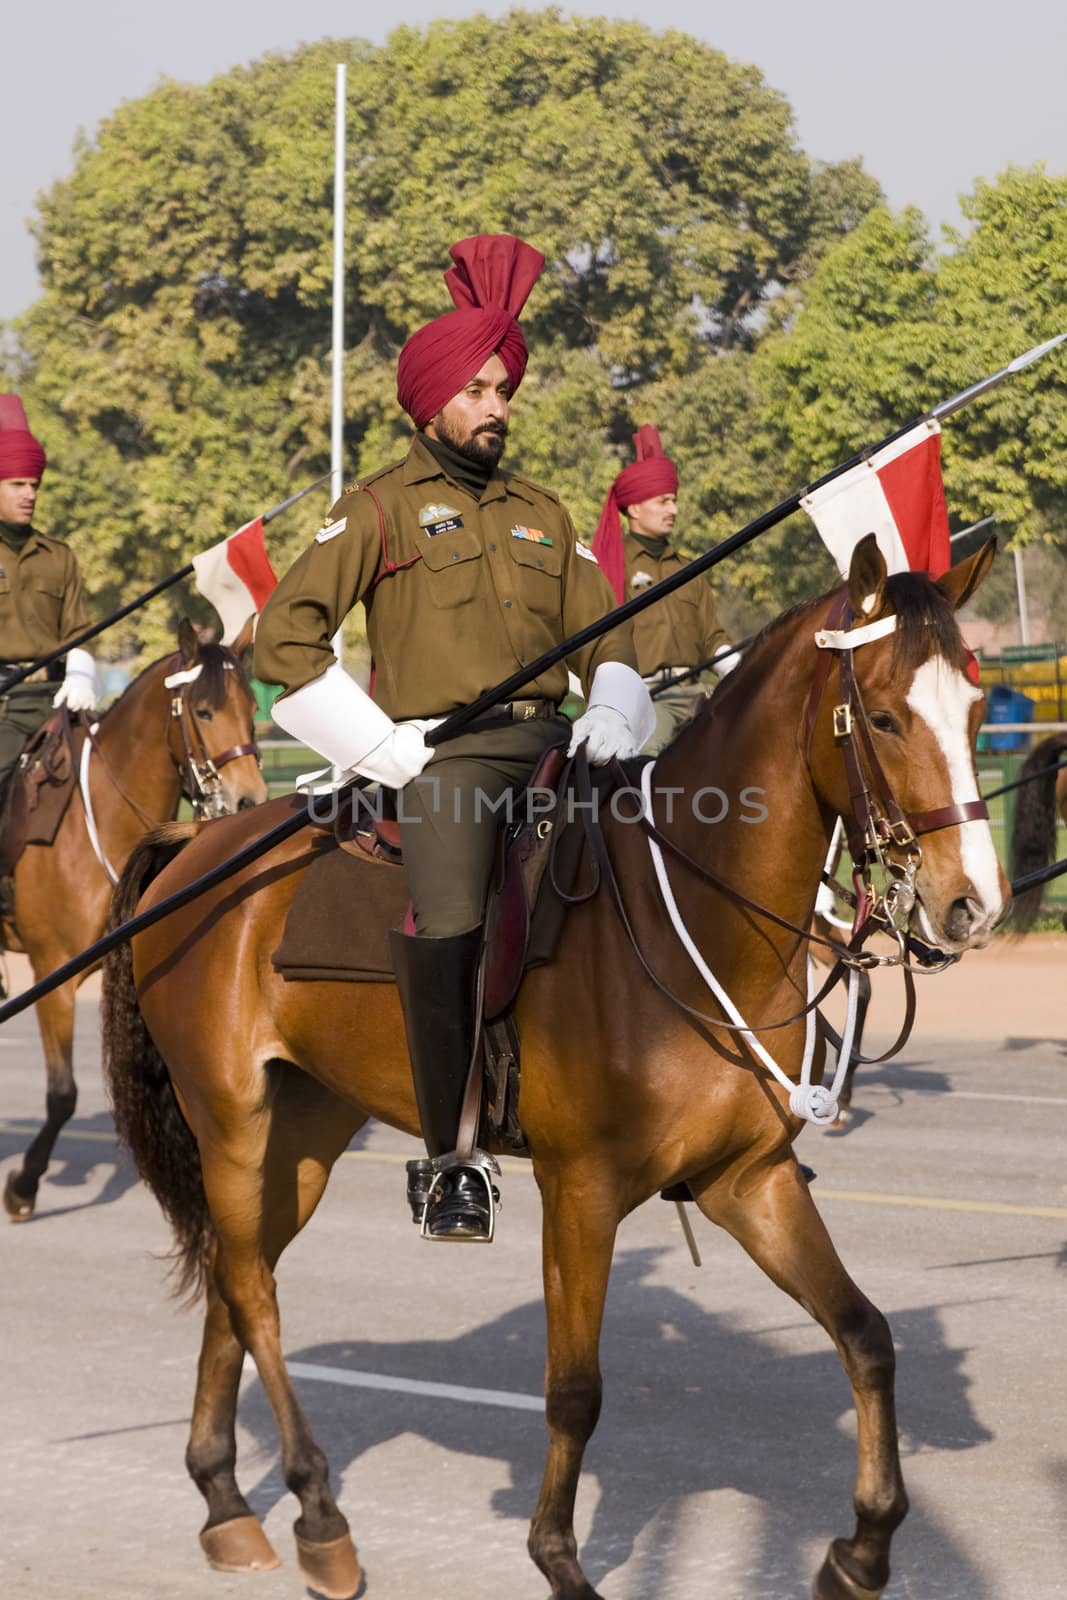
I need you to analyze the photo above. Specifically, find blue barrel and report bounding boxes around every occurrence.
[985,684,1033,753]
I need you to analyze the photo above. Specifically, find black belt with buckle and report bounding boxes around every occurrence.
[450,698,561,735]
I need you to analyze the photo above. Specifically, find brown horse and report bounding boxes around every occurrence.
[1009,731,1067,930]
[101,538,1006,1600]
[2,618,266,1221]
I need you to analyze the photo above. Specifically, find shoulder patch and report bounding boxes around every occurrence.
[315,516,348,544]
[576,541,600,564]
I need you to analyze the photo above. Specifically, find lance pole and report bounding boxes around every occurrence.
[0,472,332,695]
[330,62,347,689]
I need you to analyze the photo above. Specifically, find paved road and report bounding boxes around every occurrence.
[1,999,1065,1599]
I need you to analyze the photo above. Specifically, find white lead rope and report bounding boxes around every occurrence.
[79,727,120,887]
[639,761,860,1125]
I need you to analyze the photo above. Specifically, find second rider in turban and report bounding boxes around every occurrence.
[255,234,653,1242]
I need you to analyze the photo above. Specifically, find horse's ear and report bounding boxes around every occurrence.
[846,533,889,619]
[229,614,255,659]
[936,537,997,612]
[177,618,201,667]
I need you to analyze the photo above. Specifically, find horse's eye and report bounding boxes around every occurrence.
[869,711,898,735]
[195,707,214,721]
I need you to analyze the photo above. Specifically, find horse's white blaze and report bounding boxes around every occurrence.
[906,658,1003,923]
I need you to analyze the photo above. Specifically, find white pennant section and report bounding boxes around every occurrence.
[801,420,940,577]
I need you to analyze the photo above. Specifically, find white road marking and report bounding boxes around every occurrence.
[906,658,1003,923]
[242,1354,544,1412]
[856,1086,1067,1107]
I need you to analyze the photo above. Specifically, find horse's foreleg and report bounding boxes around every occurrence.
[4,979,77,1221]
[694,1160,907,1599]
[200,1086,364,1599]
[528,1166,619,1600]
[187,1268,281,1574]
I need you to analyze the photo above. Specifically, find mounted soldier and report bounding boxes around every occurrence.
[254,233,654,1242]
[593,424,736,753]
[0,395,98,913]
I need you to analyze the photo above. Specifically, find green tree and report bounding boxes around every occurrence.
[759,166,1067,607]
[4,10,879,659]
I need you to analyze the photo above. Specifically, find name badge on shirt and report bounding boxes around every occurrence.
[511,526,553,546]
[419,502,463,537]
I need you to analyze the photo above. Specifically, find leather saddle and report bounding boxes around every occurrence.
[0,709,80,878]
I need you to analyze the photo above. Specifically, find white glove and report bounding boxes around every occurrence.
[52,647,98,712]
[567,661,655,764]
[271,661,433,788]
[568,704,635,764]
[713,648,741,677]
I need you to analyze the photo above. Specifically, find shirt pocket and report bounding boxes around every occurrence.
[28,575,64,628]
[506,534,563,619]
[418,526,484,609]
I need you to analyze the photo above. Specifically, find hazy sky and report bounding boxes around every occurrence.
[3,0,1065,319]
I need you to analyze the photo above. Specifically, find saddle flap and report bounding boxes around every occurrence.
[482,743,568,1021]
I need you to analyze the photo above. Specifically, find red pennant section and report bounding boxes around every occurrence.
[226,518,277,610]
[877,433,951,578]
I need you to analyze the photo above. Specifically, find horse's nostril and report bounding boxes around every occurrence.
[238,796,256,811]
[946,895,980,940]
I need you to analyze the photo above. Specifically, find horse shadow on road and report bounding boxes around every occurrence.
[237,1246,994,1598]
[0,1111,140,1220]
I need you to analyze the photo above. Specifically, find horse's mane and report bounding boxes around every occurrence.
[744,571,967,674]
[100,640,250,722]
[661,570,969,757]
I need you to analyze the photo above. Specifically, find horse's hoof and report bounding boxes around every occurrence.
[295,1530,362,1598]
[199,1515,281,1573]
[4,1171,35,1222]
[814,1542,884,1599]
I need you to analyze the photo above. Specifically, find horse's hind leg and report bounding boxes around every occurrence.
[195,1072,365,1598]
[528,1164,619,1600]
[4,979,78,1222]
[693,1160,907,1599]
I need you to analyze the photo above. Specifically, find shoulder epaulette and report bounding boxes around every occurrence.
[505,470,560,504]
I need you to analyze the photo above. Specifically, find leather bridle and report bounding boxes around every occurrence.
[805,592,988,954]
[163,659,259,820]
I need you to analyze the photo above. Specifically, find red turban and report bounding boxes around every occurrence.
[396,234,545,427]
[592,425,678,603]
[0,394,47,481]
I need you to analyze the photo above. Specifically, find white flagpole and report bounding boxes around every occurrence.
[331,62,347,677]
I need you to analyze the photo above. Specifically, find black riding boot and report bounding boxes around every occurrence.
[389,924,499,1242]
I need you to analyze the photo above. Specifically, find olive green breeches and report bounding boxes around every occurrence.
[398,717,571,938]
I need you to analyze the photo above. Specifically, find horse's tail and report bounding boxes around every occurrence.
[102,822,214,1300]
[1009,734,1067,932]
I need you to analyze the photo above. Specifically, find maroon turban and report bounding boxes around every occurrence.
[0,394,47,481]
[592,425,679,603]
[396,234,545,428]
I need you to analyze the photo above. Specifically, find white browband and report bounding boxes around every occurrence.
[814,614,898,652]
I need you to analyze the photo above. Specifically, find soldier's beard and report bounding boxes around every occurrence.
[435,413,508,468]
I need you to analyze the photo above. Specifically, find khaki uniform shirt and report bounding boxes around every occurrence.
[623,533,727,677]
[0,526,91,666]
[255,436,635,719]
